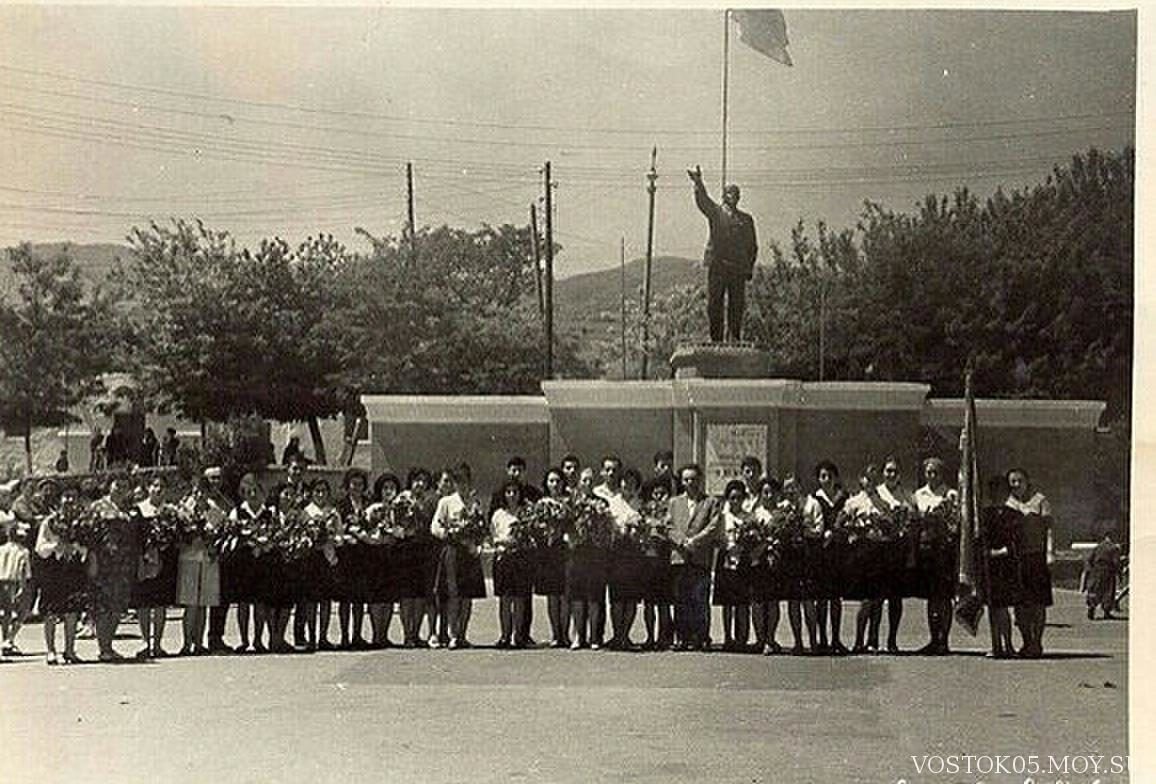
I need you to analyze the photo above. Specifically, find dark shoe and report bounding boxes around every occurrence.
[916,642,939,656]
[791,643,806,656]
[831,642,850,656]
[318,640,336,651]
[886,642,901,654]
[495,638,511,649]
[1087,606,1096,620]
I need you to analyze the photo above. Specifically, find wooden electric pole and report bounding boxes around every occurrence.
[544,162,554,379]
[641,147,658,380]
[406,162,416,266]
[530,203,544,319]
[620,236,628,380]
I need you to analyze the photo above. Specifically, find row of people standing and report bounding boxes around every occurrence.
[1,451,1056,663]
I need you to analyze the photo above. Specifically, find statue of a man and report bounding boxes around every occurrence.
[688,165,758,342]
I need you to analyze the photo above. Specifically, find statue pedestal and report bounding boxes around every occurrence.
[669,341,773,379]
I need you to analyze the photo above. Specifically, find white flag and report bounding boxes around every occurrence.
[732,9,793,67]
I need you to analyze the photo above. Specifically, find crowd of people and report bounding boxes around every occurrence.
[0,449,1064,665]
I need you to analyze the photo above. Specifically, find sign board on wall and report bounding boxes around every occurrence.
[704,423,768,496]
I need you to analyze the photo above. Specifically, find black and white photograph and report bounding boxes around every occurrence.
[0,4,1142,782]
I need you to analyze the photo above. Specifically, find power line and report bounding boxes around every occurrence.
[0,61,1134,138]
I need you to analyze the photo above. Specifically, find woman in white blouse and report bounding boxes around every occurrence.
[430,464,487,649]
[912,457,959,656]
[873,457,915,654]
[1006,468,1053,658]
[490,480,532,648]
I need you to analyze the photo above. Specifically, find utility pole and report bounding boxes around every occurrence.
[641,146,658,380]
[406,162,416,267]
[620,236,627,380]
[818,274,827,382]
[530,203,544,319]
[543,161,554,379]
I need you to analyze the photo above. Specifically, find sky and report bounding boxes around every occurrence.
[0,6,1136,276]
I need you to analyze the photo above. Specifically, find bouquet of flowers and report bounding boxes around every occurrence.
[52,499,105,551]
[391,491,421,537]
[281,507,330,561]
[442,498,488,546]
[570,495,614,549]
[917,496,960,549]
[617,514,650,552]
[640,499,671,557]
[140,505,183,553]
[755,501,805,568]
[495,506,541,554]
[248,509,292,557]
[212,509,261,556]
[722,510,763,570]
[175,497,227,548]
[526,497,571,546]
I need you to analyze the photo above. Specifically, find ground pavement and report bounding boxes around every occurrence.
[1,590,1127,784]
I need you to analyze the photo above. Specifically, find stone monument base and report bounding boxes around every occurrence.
[669,341,773,379]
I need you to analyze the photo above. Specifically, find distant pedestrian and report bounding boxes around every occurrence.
[139,427,159,468]
[1082,532,1123,620]
[281,436,304,466]
[160,428,180,467]
[54,449,70,474]
[88,426,105,472]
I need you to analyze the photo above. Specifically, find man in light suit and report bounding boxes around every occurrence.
[668,464,721,651]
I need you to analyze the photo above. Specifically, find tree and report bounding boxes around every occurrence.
[0,244,116,472]
[328,222,594,394]
[116,220,353,463]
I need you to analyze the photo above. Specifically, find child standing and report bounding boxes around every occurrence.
[0,513,33,655]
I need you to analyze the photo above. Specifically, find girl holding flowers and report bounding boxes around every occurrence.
[811,461,849,655]
[363,474,403,648]
[713,479,756,651]
[89,476,140,662]
[133,475,178,659]
[35,484,89,664]
[430,464,487,649]
[299,478,341,652]
[176,475,225,655]
[533,468,572,648]
[387,474,429,648]
[639,477,674,650]
[912,457,960,656]
[566,468,613,650]
[224,473,266,653]
[490,480,533,648]
[334,469,372,650]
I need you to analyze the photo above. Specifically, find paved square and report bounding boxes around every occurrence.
[1,590,1126,783]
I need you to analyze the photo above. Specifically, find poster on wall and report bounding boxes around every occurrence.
[704,423,768,495]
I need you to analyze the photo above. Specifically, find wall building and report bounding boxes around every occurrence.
[362,379,1107,546]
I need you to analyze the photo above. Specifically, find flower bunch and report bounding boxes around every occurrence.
[496,507,540,554]
[755,502,805,567]
[617,514,650,552]
[640,500,672,555]
[139,506,183,553]
[52,500,107,550]
[526,497,572,545]
[918,496,960,547]
[442,499,488,546]
[570,495,614,549]
[722,510,763,570]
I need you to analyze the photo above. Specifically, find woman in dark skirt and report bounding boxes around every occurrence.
[567,468,610,650]
[88,477,141,662]
[405,468,443,648]
[394,471,431,648]
[639,477,674,651]
[980,475,1022,658]
[1006,468,1053,658]
[35,485,89,665]
[713,480,756,651]
[607,468,647,651]
[132,475,178,659]
[256,483,299,653]
[364,473,402,648]
[870,457,916,654]
[810,461,849,655]
[750,477,785,654]
[533,468,571,648]
[334,469,372,649]
[912,457,960,656]
[491,480,533,648]
[429,465,487,648]
[224,473,265,653]
[299,478,340,652]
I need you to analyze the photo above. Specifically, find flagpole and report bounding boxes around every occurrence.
[721,8,730,193]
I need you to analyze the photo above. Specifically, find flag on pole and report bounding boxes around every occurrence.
[731,9,793,66]
[954,370,985,635]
